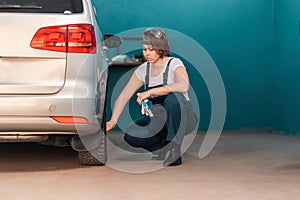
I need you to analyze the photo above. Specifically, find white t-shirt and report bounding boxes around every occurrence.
[134,57,190,101]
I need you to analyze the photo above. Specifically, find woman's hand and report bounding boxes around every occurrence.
[106,120,117,133]
[136,91,152,105]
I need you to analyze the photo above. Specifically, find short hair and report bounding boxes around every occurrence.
[142,28,171,57]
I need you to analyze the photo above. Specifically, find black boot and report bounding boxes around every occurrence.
[163,142,182,166]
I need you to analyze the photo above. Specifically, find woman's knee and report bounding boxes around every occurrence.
[164,92,184,110]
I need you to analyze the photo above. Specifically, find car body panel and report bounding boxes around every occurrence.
[0,0,108,137]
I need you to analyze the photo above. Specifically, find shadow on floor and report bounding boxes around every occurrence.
[0,143,84,172]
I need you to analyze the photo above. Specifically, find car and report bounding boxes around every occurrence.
[0,0,120,165]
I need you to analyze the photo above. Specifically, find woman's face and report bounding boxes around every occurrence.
[142,44,160,63]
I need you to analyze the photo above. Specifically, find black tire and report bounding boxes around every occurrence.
[78,132,107,166]
[77,73,108,166]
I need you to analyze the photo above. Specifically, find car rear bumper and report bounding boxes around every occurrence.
[0,96,102,134]
[0,116,100,133]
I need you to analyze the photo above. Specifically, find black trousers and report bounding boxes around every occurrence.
[124,92,198,153]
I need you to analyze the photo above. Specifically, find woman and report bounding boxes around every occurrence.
[106,28,197,166]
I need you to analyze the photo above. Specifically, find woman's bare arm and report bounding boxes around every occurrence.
[106,73,143,132]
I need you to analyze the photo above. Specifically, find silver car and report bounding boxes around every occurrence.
[0,0,117,165]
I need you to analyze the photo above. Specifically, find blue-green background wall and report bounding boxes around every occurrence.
[92,0,300,134]
[275,0,300,134]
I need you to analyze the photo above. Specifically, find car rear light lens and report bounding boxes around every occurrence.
[30,24,97,54]
[51,116,89,124]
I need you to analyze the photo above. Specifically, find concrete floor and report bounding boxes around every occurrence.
[0,130,299,200]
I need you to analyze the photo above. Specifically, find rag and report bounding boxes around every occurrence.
[141,99,154,117]
[137,93,154,117]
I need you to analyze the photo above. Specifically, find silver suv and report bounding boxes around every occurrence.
[0,0,116,165]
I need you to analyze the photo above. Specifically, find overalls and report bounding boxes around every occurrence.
[124,58,198,153]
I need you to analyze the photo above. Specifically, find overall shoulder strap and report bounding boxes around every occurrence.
[163,58,174,85]
[144,62,150,90]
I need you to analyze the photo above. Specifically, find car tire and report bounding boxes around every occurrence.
[77,131,107,166]
[77,73,108,166]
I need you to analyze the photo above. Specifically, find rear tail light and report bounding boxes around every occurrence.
[30,24,96,54]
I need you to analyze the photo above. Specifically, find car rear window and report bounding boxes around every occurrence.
[0,0,83,13]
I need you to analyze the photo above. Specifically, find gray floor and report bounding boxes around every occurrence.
[0,130,299,200]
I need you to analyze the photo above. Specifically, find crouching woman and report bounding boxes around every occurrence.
[106,28,198,166]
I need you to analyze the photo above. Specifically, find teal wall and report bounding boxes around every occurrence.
[93,0,299,133]
[275,0,300,134]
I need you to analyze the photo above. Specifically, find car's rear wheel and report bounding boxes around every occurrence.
[77,131,107,166]
[76,73,108,166]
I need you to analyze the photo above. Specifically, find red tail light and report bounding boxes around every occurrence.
[30,24,97,54]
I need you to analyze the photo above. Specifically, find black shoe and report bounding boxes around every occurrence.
[164,156,182,166]
[163,142,182,167]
